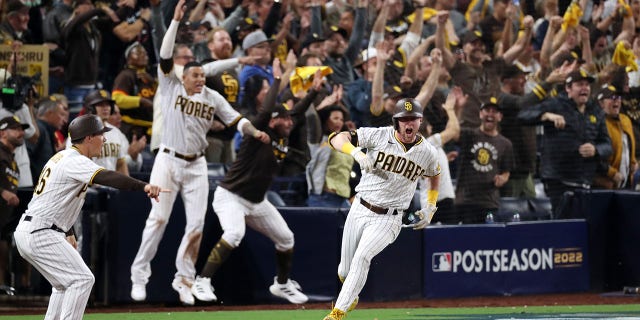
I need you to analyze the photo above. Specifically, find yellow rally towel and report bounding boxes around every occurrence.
[561,1,583,31]
[618,0,632,18]
[612,41,638,71]
[289,66,333,94]
[406,8,439,23]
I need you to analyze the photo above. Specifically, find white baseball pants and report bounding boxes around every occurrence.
[15,215,95,320]
[335,196,402,312]
[131,153,208,286]
[213,187,294,251]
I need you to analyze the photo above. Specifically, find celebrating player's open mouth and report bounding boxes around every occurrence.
[182,63,207,94]
[396,117,421,144]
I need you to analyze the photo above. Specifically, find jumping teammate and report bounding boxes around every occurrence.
[189,60,313,305]
[129,0,269,305]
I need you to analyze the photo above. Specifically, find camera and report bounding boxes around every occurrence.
[1,72,41,112]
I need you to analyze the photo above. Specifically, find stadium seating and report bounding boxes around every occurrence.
[496,197,553,222]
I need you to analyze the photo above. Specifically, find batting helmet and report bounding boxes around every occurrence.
[83,90,115,115]
[68,114,112,142]
[392,98,423,130]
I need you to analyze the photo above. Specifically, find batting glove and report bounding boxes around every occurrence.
[350,147,374,173]
[412,204,437,230]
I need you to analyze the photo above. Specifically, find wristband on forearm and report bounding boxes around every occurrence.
[427,189,438,205]
[341,142,357,155]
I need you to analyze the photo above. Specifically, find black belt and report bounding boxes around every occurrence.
[359,198,398,215]
[23,215,68,235]
[162,148,203,162]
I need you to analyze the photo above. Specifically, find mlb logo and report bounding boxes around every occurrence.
[432,252,452,272]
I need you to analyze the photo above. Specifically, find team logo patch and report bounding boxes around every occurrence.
[432,252,452,272]
[404,101,413,112]
[589,114,597,124]
[477,148,490,165]
[470,142,498,172]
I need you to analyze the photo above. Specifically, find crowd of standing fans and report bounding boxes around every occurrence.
[0,0,640,306]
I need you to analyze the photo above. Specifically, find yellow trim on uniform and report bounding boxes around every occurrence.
[227,115,243,128]
[396,47,407,68]
[535,84,547,97]
[328,132,339,150]
[414,135,424,145]
[465,0,489,22]
[121,115,153,128]
[112,91,141,109]
[393,133,423,152]
[532,86,544,100]
[89,168,105,186]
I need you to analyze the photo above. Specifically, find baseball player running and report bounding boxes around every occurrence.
[129,0,269,305]
[323,98,441,320]
[14,115,163,320]
[189,62,309,304]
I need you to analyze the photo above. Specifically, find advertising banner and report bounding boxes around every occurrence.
[423,220,589,298]
[0,44,49,99]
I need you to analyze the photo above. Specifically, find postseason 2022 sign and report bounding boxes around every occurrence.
[423,220,589,298]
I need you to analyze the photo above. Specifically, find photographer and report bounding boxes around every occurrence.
[0,48,40,188]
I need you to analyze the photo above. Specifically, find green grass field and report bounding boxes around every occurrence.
[3,304,640,320]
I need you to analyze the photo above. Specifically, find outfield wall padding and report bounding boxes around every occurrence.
[91,186,640,303]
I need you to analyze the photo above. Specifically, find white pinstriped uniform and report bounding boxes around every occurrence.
[130,64,242,288]
[335,127,440,312]
[419,133,455,206]
[14,147,103,320]
[92,123,128,170]
[65,122,128,253]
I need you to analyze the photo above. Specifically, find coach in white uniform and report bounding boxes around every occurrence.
[129,0,269,305]
[323,98,441,320]
[83,90,131,174]
[14,114,163,320]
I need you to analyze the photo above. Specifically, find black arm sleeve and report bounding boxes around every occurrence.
[159,58,173,74]
[93,170,147,191]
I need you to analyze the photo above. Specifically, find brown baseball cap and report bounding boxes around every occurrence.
[68,114,111,141]
[597,84,618,100]
[270,104,291,119]
[462,30,483,45]
[0,116,29,130]
[480,96,502,111]
[383,85,403,100]
[565,69,595,85]
[7,0,29,14]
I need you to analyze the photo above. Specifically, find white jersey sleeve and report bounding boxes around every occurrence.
[207,87,242,126]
